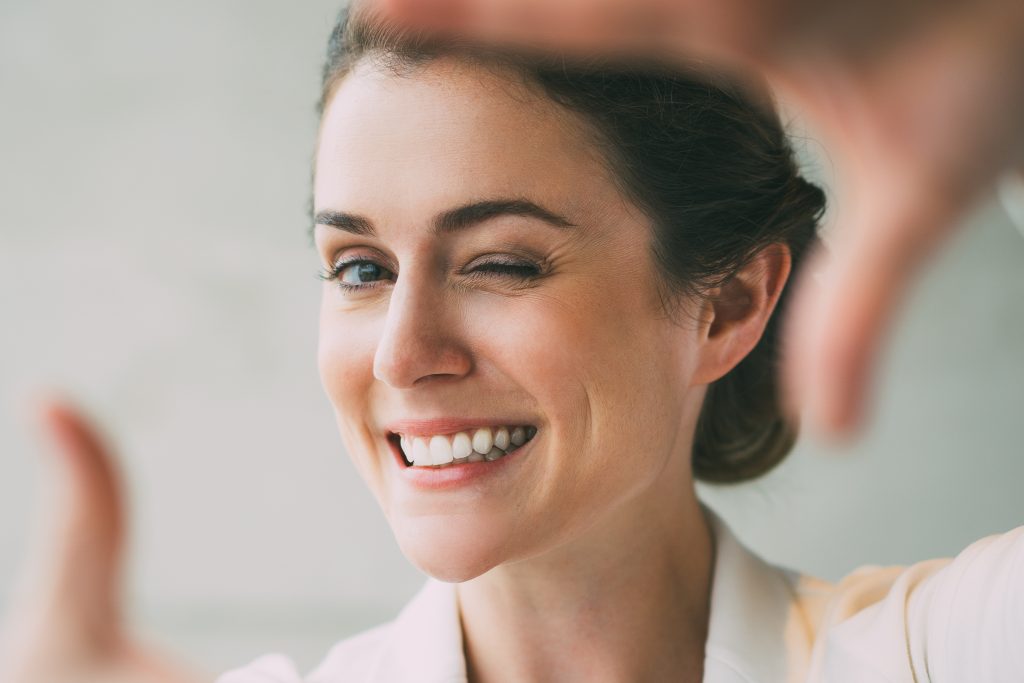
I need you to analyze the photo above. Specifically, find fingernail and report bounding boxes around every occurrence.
[811,390,861,447]
[21,389,58,432]
[27,393,79,459]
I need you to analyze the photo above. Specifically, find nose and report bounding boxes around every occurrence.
[372,270,473,388]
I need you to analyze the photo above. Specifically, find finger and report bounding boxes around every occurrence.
[16,396,126,650]
[767,46,998,440]
[780,182,969,441]
[379,0,645,54]
[377,0,777,65]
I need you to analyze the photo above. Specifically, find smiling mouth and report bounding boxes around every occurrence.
[388,425,538,469]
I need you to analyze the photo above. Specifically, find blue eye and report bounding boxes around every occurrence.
[339,260,387,284]
[318,258,394,292]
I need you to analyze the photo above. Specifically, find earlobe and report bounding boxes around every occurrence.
[692,243,792,385]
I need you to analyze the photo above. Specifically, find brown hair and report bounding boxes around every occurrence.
[316,4,826,484]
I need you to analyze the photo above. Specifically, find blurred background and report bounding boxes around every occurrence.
[1,0,1022,677]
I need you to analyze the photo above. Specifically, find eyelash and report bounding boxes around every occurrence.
[317,257,542,292]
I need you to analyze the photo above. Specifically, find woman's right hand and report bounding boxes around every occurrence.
[0,398,209,683]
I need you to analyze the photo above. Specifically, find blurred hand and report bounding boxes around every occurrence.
[379,0,1024,439]
[0,398,208,683]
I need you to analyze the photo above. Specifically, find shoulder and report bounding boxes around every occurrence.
[215,578,460,683]
[706,503,1024,683]
[306,621,394,682]
[214,622,395,683]
[799,524,1024,682]
[216,653,304,683]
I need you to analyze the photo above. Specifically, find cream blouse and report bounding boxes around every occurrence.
[217,503,1024,682]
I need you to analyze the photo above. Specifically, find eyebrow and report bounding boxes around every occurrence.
[313,198,577,238]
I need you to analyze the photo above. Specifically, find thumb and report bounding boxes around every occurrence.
[780,179,969,441]
[11,396,127,655]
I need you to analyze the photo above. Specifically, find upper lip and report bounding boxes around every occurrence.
[384,417,537,437]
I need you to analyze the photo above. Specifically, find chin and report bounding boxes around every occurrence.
[391,514,510,582]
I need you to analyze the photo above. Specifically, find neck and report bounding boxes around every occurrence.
[456,462,714,683]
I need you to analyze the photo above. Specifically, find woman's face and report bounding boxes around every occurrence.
[314,58,709,581]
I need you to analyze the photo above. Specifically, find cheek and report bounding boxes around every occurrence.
[481,283,662,409]
[465,291,595,409]
[504,282,687,490]
[317,296,378,416]
[317,297,395,501]
[472,283,675,479]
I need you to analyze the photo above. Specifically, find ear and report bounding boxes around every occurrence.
[691,243,792,386]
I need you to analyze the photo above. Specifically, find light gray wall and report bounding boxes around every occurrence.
[1,0,1022,676]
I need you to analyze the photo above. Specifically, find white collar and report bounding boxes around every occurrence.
[369,502,809,682]
[700,503,813,682]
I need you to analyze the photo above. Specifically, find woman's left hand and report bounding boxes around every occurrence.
[377,0,1024,440]
[0,398,209,683]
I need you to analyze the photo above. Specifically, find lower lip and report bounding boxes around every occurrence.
[390,433,536,491]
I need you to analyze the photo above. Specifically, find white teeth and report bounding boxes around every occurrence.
[429,435,454,465]
[398,424,536,468]
[493,427,510,450]
[411,438,432,466]
[472,428,493,454]
[451,431,473,460]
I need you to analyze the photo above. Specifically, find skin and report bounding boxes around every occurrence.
[312,58,790,682]
[0,56,791,682]
[0,400,206,683]
[381,0,1024,440]
[8,1,1022,678]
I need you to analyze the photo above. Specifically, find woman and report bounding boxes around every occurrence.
[2,3,1021,682]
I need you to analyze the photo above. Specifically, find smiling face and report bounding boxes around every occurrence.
[314,57,711,581]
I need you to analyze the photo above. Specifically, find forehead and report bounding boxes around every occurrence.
[313,57,620,224]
